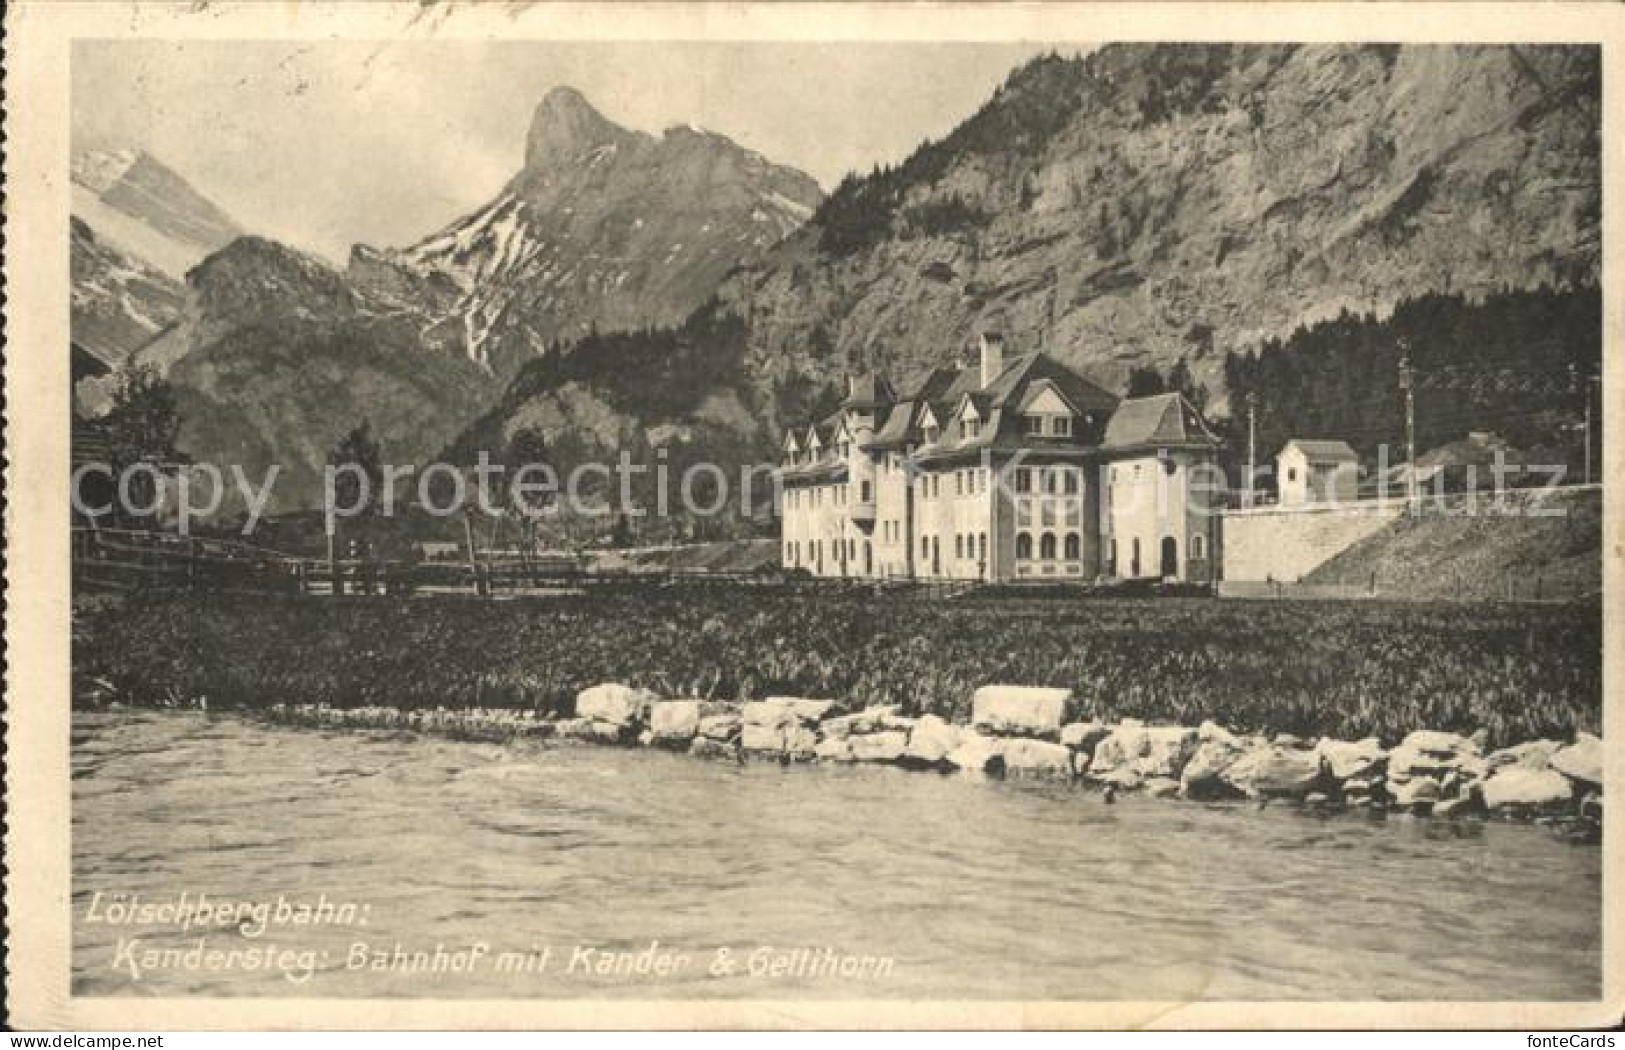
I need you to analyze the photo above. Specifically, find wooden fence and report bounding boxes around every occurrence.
[72,529,803,598]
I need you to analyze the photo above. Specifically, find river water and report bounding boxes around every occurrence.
[72,710,1600,1000]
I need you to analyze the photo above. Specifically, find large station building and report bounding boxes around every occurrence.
[777,334,1225,584]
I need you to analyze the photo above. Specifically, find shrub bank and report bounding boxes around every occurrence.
[74,590,1601,750]
[262,683,1603,838]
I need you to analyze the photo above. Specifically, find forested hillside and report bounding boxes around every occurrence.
[1221,284,1600,466]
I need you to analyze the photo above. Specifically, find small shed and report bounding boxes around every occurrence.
[1277,439,1359,506]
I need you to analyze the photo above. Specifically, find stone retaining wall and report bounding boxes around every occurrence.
[267,683,1603,836]
[1221,501,1404,583]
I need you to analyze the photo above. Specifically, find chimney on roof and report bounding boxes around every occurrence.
[979,331,1005,389]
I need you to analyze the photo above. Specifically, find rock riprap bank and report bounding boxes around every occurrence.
[268,683,1603,833]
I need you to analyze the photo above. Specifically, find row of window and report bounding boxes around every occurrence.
[1024,414,1073,437]
[919,532,989,564]
[1013,467,1082,495]
[1015,532,1083,561]
[917,467,989,500]
[1015,499,1084,530]
[920,413,1074,445]
[788,528,1209,575]
[785,479,877,510]
[785,537,866,566]
[1101,534,1207,577]
[786,463,1106,513]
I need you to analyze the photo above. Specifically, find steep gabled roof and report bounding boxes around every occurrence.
[1282,438,1358,461]
[841,371,897,411]
[839,348,1127,457]
[866,400,919,450]
[898,367,962,403]
[1103,392,1221,451]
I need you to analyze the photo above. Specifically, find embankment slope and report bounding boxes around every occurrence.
[1304,487,1600,601]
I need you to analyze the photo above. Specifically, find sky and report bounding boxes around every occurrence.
[72,40,1072,262]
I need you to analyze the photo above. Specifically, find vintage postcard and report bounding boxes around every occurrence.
[5,0,1621,1031]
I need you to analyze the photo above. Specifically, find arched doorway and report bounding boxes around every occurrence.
[1161,536,1179,578]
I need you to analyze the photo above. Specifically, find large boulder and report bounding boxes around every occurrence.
[1552,733,1602,788]
[575,683,655,727]
[784,725,819,762]
[1487,739,1563,773]
[1088,721,1199,781]
[1001,739,1075,779]
[946,732,1004,774]
[1088,719,1147,778]
[1482,767,1575,813]
[1315,736,1387,781]
[741,720,817,760]
[697,712,742,741]
[741,722,791,755]
[971,685,1070,739]
[1181,727,1250,799]
[689,736,738,762]
[1220,743,1325,799]
[815,736,856,762]
[763,696,838,724]
[1388,774,1442,810]
[649,701,701,745]
[848,731,909,764]
[554,717,598,741]
[742,700,798,731]
[1388,730,1480,779]
[1060,721,1113,761]
[1137,726,1200,778]
[1144,777,1182,799]
[903,715,962,766]
[821,705,910,739]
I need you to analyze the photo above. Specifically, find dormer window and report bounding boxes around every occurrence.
[1025,415,1045,436]
[960,419,980,440]
[1050,416,1072,437]
[923,424,940,444]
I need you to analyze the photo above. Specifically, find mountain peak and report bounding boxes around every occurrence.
[525,86,623,168]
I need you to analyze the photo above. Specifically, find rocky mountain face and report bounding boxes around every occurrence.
[715,44,1600,419]
[73,91,823,516]
[71,148,243,278]
[348,86,823,375]
[132,237,496,516]
[70,217,187,365]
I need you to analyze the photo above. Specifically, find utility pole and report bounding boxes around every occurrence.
[462,508,487,598]
[1244,393,1257,508]
[1398,342,1416,506]
[327,528,339,597]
